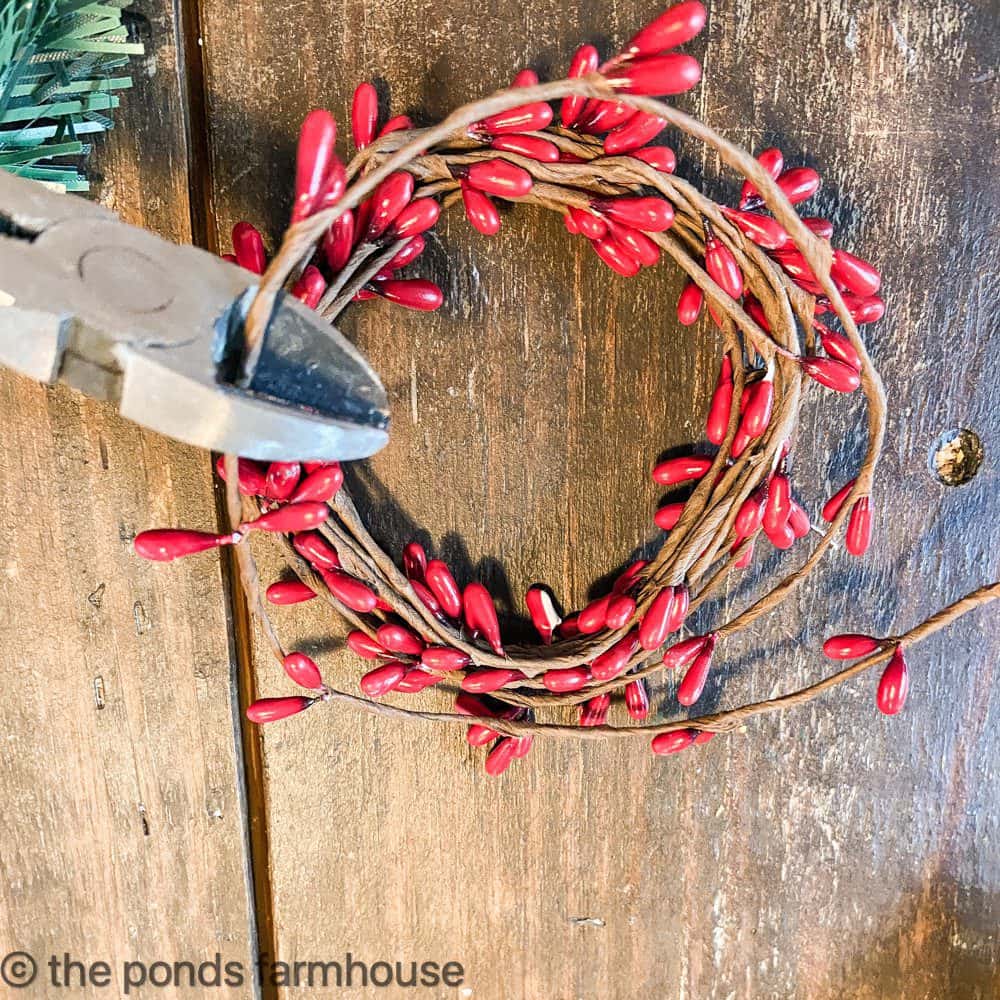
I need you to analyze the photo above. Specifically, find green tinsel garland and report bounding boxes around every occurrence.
[0,0,142,191]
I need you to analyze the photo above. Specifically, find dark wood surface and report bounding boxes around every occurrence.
[3,1,998,997]
[0,0,256,994]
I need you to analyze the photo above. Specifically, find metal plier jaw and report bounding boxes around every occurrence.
[0,171,389,461]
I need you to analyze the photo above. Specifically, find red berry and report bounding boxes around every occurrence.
[591,629,641,681]
[662,634,710,670]
[762,473,791,535]
[425,560,463,618]
[578,594,612,635]
[823,633,881,659]
[264,461,301,501]
[580,694,611,727]
[665,586,689,633]
[677,634,717,705]
[214,455,267,496]
[605,594,637,629]
[735,487,767,538]
[466,717,502,746]
[292,531,339,570]
[242,502,329,534]
[630,145,676,173]
[650,729,695,755]
[639,587,676,651]
[387,198,440,239]
[562,44,600,127]
[475,103,553,136]
[603,53,702,95]
[232,222,266,274]
[461,669,525,693]
[420,646,471,671]
[351,82,378,149]
[705,233,743,298]
[247,696,312,724]
[612,560,648,594]
[652,454,713,485]
[655,502,685,531]
[402,541,427,582]
[592,196,674,232]
[877,647,909,715]
[291,109,337,223]
[739,147,783,208]
[788,501,811,539]
[396,668,444,694]
[677,279,704,326]
[799,356,861,393]
[802,216,834,239]
[845,497,872,556]
[291,265,326,308]
[134,528,238,562]
[847,294,885,324]
[705,354,734,443]
[568,207,607,240]
[620,2,707,60]
[462,159,533,198]
[370,278,443,311]
[576,99,636,134]
[525,586,561,644]
[376,623,425,656]
[591,235,641,277]
[463,582,504,655]
[607,221,660,266]
[377,114,413,137]
[347,630,388,659]
[776,166,820,205]
[490,134,560,162]
[289,464,343,504]
[385,235,425,271]
[323,211,354,273]
[740,378,774,438]
[721,207,789,250]
[604,113,667,155]
[461,183,501,235]
[484,737,519,776]
[322,570,378,613]
[365,171,415,241]
[360,661,407,697]
[817,325,861,371]
[266,580,316,605]
[282,651,323,689]
[822,479,857,522]
[625,678,650,720]
[543,666,592,693]
[831,249,881,297]
[454,693,494,716]
[411,580,442,616]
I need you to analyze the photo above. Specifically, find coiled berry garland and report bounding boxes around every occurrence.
[135,2,998,776]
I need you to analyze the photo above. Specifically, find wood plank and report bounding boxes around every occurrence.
[197,0,999,996]
[0,4,257,994]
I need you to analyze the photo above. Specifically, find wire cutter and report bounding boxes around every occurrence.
[0,170,389,461]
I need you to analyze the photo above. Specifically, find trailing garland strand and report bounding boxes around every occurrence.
[133,3,997,775]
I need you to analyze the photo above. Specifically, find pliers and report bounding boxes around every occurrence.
[0,171,389,461]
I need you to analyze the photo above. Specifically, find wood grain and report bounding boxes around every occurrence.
[197,0,998,996]
[0,3,257,995]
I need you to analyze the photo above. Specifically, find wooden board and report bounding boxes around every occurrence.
[0,4,257,995]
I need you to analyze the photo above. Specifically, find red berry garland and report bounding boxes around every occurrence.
[137,2,998,777]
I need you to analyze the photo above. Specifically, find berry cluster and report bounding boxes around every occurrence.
[134,3,995,775]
